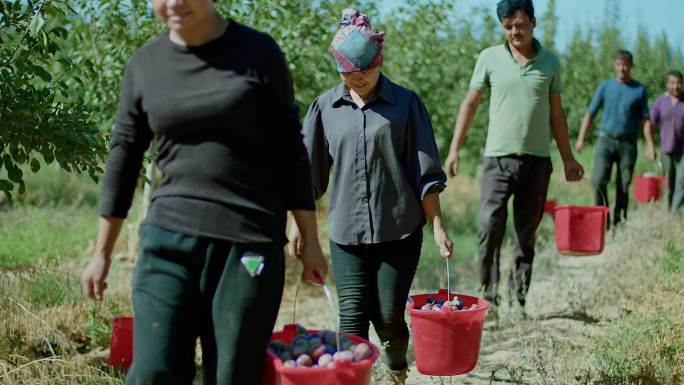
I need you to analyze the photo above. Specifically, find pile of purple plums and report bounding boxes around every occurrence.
[417,296,479,311]
[267,327,373,369]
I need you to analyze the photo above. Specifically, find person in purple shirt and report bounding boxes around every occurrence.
[650,70,684,213]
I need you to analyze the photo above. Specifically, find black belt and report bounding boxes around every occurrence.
[598,131,637,141]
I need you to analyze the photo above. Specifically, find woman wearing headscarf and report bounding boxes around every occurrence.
[288,9,453,384]
[80,1,327,384]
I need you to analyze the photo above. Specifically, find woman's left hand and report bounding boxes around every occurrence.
[433,225,453,259]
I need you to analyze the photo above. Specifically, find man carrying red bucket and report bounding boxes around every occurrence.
[650,70,684,214]
[576,50,656,228]
[444,0,584,312]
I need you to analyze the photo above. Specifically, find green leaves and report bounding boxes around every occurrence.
[0,0,108,200]
[30,158,41,173]
[1,0,683,202]
[32,65,52,82]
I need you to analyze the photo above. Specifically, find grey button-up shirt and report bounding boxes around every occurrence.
[302,74,446,245]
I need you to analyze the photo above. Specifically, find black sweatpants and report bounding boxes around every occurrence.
[126,224,284,385]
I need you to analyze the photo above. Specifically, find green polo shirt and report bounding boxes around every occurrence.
[470,39,561,157]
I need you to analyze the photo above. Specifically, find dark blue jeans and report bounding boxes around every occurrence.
[591,136,638,226]
[329,229,422,370]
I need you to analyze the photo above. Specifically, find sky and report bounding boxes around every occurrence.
[381,0,684,53]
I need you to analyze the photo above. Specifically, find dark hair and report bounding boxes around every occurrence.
[496,0,535,22]
[667,70,683,82]
[614,50,633,64]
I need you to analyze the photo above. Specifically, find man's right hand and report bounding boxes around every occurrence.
[445,150,460,178]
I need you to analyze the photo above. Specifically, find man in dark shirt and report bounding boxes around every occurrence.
[576,50,655,228]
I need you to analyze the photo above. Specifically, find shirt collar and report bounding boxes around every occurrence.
[504,38,543,64]
[332,73,394,106]
[661,93,684,105]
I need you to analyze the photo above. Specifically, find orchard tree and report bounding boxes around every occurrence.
[0,0,108,199]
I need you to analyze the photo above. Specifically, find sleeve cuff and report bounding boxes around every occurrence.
[420,179,447,200]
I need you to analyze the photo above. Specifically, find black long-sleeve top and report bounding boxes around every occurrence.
[99,20,315,245]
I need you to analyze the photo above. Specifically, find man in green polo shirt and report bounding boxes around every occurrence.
[444,0,583,311]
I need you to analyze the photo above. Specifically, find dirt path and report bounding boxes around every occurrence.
[273,205,675,385]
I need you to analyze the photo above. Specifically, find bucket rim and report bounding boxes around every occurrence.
[266,325,381,373]
[405,291,491,314]
[552,204,609,213]
[111,316,134,328]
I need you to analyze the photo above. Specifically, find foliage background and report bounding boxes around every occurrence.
[2,0,684,199]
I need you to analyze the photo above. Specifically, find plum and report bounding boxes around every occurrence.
[291,344,308,359]
[308,337,323,348]
[283,360,297,368]
[321,331,338,346]
[269,340,285,352]
[333,350,354,363]
[280,351,293,362]
[325,344,337,355]
[317,353,333,367]
[338,336,352,351]
[292,334,308,346]
[353,343,372,361]
[296,354,313,367]
[312,345,327,361]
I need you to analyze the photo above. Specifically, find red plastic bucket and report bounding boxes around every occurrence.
[406,289,490,376]
[554,205,609,256]
[109,316,133,369]
[262,324,380,385]
[543,199,556,216]
[634,175,666,203]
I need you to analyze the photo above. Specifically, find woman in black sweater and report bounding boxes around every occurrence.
[81,1,327,384]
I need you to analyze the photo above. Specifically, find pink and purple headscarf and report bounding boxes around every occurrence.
[331,9,385,73]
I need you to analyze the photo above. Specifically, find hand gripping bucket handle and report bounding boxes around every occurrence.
[551,177,609,208]
[291,274,340,349]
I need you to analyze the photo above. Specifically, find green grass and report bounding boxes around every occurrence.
[31,270,82,307]
[592,236,684,385]
[0,205,98,269]
[595,312,684,385]
[658,240,684,275]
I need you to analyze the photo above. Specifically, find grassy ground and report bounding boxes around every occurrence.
[1,145,682,384]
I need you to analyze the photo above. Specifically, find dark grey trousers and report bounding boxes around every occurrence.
[478,155,552,306]
[663,152,684,214]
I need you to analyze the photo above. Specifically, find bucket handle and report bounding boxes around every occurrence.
[550,177,609,208]
[291,273,341,349]
[445,258,452,302]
